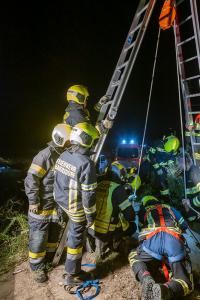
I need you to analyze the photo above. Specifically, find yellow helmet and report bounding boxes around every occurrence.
[111,161,127,181]
[129,175,141,191]
[141,195,159,206]
[66,85,89,105]
[164,136,180,153]
[70,122,99,148]
[52,123,71,147]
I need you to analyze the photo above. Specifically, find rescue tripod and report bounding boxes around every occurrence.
[52,0,200,267]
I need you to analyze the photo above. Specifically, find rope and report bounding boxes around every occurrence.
[133,27,161,198]
[76,280,100,300]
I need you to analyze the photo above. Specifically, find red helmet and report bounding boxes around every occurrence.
[195,114,200,124]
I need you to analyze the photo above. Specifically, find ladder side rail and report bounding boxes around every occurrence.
[97,0,150,123]
[174,2,196,164]
[190,0,200,73]
[93,0,157,162]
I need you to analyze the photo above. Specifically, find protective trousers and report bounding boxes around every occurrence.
[128,245,193,297]
[65,219,86,275]
[29,218,61,271]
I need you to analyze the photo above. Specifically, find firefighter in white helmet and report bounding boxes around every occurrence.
[25,124,71,283]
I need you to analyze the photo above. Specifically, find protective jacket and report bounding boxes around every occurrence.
[54,147,97,223]
[186,165,200,214]
[25,141,62,222]
[138,200,188,262]
[88,169,135,238]
[63,102,91,126]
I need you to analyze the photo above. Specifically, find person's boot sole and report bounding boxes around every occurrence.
[152,283,162,300]
[141,277,155,300]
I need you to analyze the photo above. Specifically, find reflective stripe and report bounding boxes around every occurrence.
[146,227,183,242]
[83,204,96,214]
[67,252,82,260]
[29,257,44,264]
[193,196,200,207]
[173,279,190,296]
[28,163,47,177]
[119,199,132,211]
[29,251,46,259]
[46,242,57,252]
[37,209,58,216]
[195,152,200,159]
[81,182,97,191]
[69,179,78,212]
[139,226,182,239]
[60,205,86,223]
[186,183,200,195]
[128,251,139,266]
[67,246,83,255]
[160,189,170,195]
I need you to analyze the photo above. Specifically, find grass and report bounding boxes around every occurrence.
[0,198,28,275]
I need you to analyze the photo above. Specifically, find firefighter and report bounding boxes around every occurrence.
[63,84,112,134]
[128,195,193,300]
[193,114,200,165]
[87,162,140,256]
[178,155,200,222]
[54,122,99,288]
[25,123,71,283]
[147,134,180,200]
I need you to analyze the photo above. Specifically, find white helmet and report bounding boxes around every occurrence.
[52,123,71,147]
[70,122,99,148]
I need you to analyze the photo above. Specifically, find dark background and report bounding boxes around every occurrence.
[1,1,199,158]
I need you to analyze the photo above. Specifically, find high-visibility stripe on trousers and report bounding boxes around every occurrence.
[28,219,61,271]
[65,219,86,275]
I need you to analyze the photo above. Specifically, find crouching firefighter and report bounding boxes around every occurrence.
[25,124,71,283]
[87,162,140,256]
[54,122,99,289]
[128,195,193,300]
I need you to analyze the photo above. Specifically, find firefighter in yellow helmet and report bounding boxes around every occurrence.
[63,84,112,134]
[25,123,71,283]
[129,195,193,300]
[87,161,140,257]
[54,122,99,289]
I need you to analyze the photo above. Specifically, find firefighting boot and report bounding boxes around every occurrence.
[63,270,92,293]
[153,283,173,300]
[141,275,155,300]
[32,269,48,283]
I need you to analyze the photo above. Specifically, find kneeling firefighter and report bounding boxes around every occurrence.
[25,124,71,283]
[87,162,140,255]
[54,122,99,288]
[128,195,193,300]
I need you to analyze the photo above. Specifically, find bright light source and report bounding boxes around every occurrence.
[130,139,135,144]
[122,139,126,144]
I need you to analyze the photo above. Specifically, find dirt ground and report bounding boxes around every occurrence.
[0,250,200,300]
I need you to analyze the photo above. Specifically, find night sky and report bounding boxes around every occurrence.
[1,1,200,158]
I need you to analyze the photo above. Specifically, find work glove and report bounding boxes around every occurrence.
[29,203,40,214]
[103,118,113,129]
[94,95,110,112]
[182,198,190,212]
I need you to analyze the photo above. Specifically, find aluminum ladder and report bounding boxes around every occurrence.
[174,0,200,165]
[92,0,157,163]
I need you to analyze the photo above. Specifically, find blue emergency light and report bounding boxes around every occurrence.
[130,139,135,144]
[122,139,126,144]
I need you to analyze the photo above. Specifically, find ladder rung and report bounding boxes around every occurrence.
[111,80,121,87]
[124,41,136,52]
[193,143,200,146]
[183,75,200,82]
[117,62,128,70]
[178,15,192,27]
[137,3,148,17]
[180,56,198,64]
[186,93,200,98]
[188,111,200,114]
[177,36,195,47]
[129,22,143,36]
